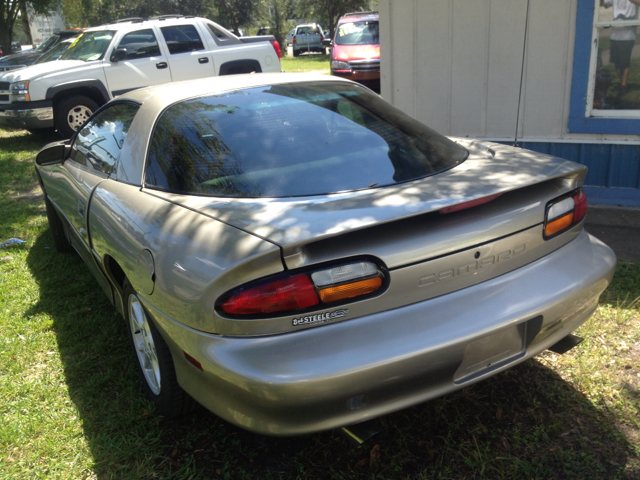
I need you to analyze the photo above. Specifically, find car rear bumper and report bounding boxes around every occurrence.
[0,101,54,129]
[145,230,615,435]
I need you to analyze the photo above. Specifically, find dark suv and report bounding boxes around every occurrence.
[325,12,379,88]
[0,29,84,72]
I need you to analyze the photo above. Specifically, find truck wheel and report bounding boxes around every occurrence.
[55,95,98,138]
[44,195,74,254]
[124,279,199,417]
[293,49,300,57]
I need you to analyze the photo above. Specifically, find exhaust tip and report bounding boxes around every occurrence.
[548,334,584,355]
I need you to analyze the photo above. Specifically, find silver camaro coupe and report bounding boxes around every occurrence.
[35,73,616,436]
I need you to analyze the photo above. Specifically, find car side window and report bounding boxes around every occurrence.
[69,103,139,175]
[116,29,161,60]
[160,25,204,54]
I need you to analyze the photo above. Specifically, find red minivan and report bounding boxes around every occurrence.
[328,11,379,88]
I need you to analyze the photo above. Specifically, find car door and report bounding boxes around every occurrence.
[103,28,172,96]
[158,24,214,82]
[45,102,140,262]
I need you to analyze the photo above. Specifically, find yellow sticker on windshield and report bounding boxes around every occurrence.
[69,34,83,48]
[338,23,358,36]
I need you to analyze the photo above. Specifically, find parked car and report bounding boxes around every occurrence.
[325,11,379,88]
[285,28,295,46]
[33,38,78,65]
[34,73,615,436]
[0,30,85,72]
[0,16,281,137]
[256,26,271,36]
[292,23,324,56]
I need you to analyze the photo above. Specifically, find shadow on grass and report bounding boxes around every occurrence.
[0,128,60,154]
[25,229,635,479]
[0,129,62,239]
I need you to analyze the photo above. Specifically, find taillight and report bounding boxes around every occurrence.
[222,274,318,315]
[219,260,385,318]
[293,35,297,44]
[269,39,282,59]
[544,189,587,239]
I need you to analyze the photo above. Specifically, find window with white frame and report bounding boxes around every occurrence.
[588,0,640,117]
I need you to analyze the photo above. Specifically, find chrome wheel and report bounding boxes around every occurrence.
[128,293,161,395]
[66,104,93,131]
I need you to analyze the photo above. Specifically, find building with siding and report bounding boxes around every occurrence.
[379,0,640,205]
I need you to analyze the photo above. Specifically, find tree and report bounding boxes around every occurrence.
[63,0,215,28]
[298,0,375,38]
[1,0,59,55]
[213,0,266,35]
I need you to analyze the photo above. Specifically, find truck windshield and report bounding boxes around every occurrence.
[335,20,379,46]
[59,31,115,62]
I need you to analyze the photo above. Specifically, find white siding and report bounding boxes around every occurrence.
[380,0,633,142]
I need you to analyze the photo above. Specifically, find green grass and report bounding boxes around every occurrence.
[0,127,639,479]
[281,52,330,74]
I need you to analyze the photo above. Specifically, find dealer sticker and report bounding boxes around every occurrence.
[292,309,348,326]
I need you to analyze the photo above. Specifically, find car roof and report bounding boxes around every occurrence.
[114,73,355,185]
[58,29,86,37]
[121,72,350,108]
[338,12,379,23]
[89,15,210,33]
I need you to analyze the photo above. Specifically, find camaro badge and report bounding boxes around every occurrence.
[293,309,349,326]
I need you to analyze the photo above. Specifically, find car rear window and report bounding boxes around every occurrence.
[145,82,468,197]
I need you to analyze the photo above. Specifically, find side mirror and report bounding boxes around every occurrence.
[110,48,127,62]
[322,39,332,48]
[36,140,70,166]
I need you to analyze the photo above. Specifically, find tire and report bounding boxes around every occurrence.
[44,195,74,253]
[55,95,98,138]
[293,48,300,57]
[124,280,198,417]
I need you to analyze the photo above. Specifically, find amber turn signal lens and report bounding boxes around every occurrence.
[544,212,574,237]
[319,277,383,303]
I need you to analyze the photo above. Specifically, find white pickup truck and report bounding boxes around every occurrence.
[0,15,282,137]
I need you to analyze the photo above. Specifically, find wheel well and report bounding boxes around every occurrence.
[219,59,262,76]
[53,88,106,111]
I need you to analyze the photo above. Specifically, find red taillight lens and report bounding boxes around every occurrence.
[269,39,282,59]
[221,274,319,315]
[293,35,297,44]
[573,190,588,222]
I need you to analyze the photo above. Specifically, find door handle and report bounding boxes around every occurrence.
[156,62,168,69]
[198,57,209,64]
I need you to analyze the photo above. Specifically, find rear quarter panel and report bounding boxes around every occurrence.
[88,180,284,333]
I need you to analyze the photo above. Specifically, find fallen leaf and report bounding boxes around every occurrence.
[369,444,381,469]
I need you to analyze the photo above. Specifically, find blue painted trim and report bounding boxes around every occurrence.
[568,0,640,134]
[497,141,640,204]
[584,186,640,206]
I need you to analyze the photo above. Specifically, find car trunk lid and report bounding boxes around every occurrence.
[148,139,586,271]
